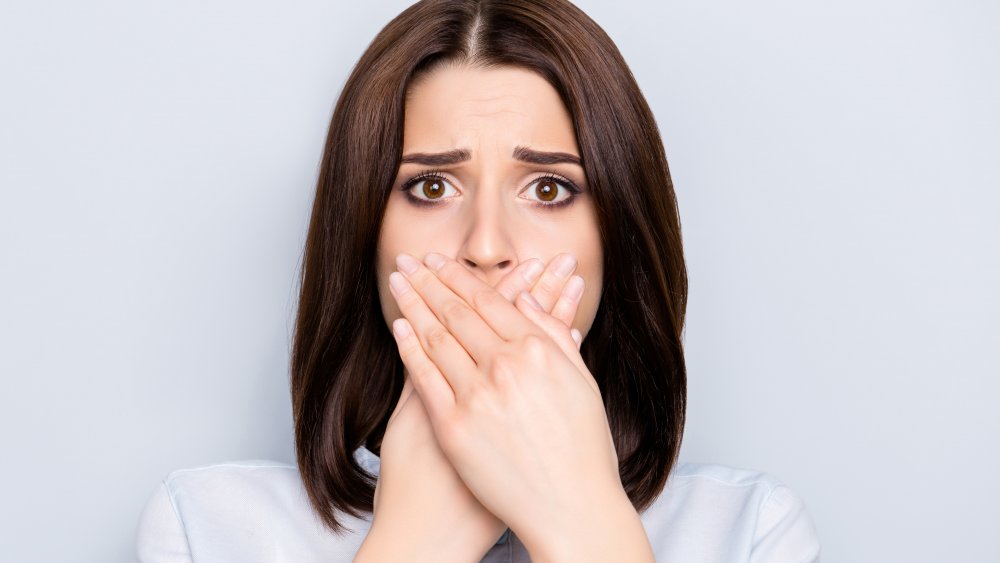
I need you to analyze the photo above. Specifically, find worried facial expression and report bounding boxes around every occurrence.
[376,63,603,339]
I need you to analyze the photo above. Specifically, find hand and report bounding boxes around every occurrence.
[386,251,624,556]
[358,255,589,562]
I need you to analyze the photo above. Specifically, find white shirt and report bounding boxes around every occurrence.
[136,446,821,562]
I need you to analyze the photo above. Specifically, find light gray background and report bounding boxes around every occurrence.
[1,1,996,561]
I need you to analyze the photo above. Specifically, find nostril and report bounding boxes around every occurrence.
[459,258,514,272]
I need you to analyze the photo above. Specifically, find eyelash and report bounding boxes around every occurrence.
[398,169,583,210]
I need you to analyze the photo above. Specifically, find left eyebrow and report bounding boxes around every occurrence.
[511,146,582,166]
[399,145,582,167]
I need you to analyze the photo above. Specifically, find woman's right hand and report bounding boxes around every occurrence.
[354,254,587,563]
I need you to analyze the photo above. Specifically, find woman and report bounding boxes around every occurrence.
[137,0,821,561]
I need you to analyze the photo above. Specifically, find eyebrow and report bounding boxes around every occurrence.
[399,145,582,167]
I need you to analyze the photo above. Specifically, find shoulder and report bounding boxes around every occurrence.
[639,461,821,562]
[151,460,307,533]
[136,460,371,562]
[158,459,302,503]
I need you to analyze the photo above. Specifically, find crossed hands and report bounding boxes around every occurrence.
[355,252,629,562]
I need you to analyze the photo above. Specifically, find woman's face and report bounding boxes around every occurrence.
[376,64,603,338]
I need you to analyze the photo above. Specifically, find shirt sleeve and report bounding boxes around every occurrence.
[748,484,821,563]
[135,480,194,563]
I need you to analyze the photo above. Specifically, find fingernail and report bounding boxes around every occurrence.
[521,291,542,310]
[554,254,577,277]
[564,275,585,301]
[396,253,420,275]
[522,260,544,284]
[392,318,411,339]
[389,271,409,295]
[424,252,446,271]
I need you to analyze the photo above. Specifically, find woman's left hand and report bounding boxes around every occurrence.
[387,251,627,553]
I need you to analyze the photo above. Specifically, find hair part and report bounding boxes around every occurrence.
[291,0,687,534]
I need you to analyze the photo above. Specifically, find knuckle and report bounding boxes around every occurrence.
[440,299,469,325]
[489,353,518,382]
[438,417,467,451]
[537,276,560,296]
[489,360,518,391]
[424,326,452,350]
[472,287,503,309]
[414,364,438,385]
[520,333,549,359]
[463,381,497,416]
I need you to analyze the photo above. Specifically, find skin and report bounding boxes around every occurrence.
[361,262,588,562]
[358,64,654,562]
[375,63,603,338]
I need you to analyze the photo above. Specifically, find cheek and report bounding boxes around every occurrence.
[376,207,407,325]
[572,223,603,335]
[574,263,603,335]
[374,261,396,329]
[375,197,447,325]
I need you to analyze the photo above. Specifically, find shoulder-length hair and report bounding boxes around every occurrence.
[291,0,687,534]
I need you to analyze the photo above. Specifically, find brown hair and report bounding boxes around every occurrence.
[291,0,687,534]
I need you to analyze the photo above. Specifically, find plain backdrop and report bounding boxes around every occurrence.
[1,1,997,561]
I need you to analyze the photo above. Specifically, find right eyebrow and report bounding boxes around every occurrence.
[399,149,472,166]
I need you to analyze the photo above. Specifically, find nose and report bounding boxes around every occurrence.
[456,189,517,286]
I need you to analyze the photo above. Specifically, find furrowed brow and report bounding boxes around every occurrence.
[398,146,582,167]
[512,145,581,166]
[399,149,472,166]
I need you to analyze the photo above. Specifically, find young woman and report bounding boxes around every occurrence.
[137,1,821,561]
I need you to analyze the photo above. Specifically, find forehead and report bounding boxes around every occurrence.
[402,64,578,153]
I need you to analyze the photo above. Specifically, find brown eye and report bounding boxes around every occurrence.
[520,175,579,207]
[421,178,446,199]
[535,179,558,202]
[401,173,459,206]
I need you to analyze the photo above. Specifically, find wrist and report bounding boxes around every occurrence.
[355,515,505,563]
[518,488,654,563]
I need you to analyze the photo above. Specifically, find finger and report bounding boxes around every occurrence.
[494,258,576,325]
[515,291,598,394]
[389,268,479,399]
[389,317,455,429]
[493,258,545,302]
[420,252,538,342]
[529,252,578,312]
[396,253,504,364]
[550,274,585,329]
[571,328,582,350]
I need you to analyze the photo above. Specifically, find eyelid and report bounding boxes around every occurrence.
[396,170,461,210]
[398,169,583,207]
[518,171,583,200]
